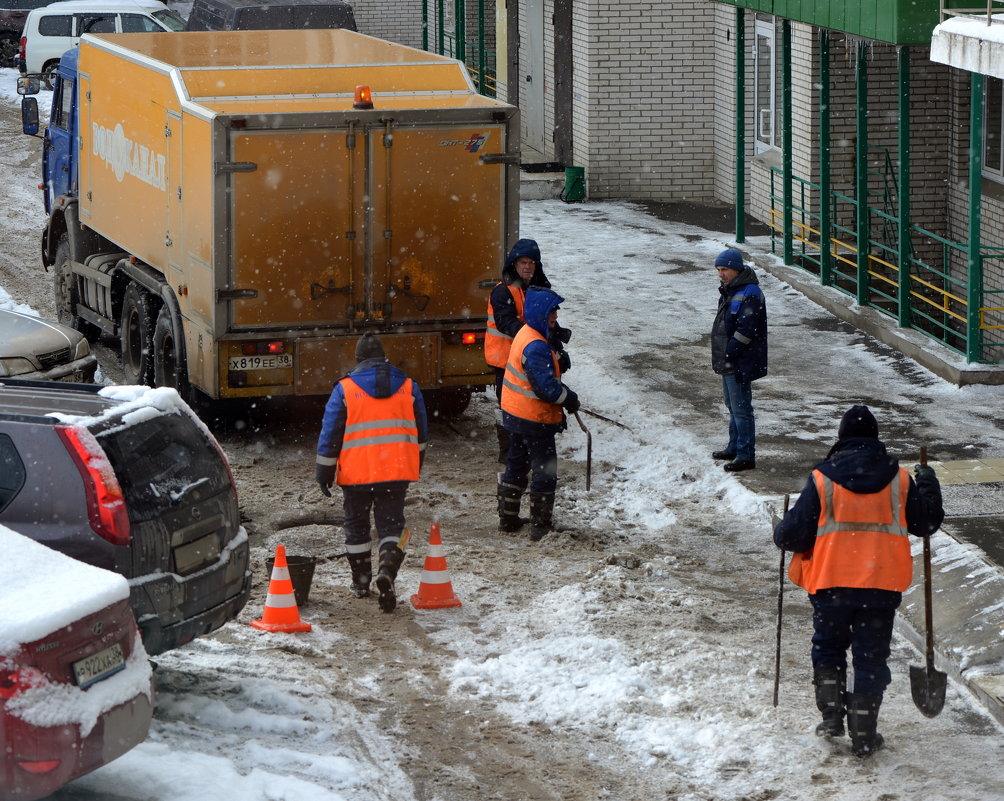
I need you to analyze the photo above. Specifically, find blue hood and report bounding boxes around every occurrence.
[502,238,551,288]
[523,287,564,338]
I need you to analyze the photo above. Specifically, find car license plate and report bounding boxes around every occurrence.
[228,354,293,371]
[73,643,126,689]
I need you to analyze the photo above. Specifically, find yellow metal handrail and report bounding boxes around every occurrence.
[769,209,972,326]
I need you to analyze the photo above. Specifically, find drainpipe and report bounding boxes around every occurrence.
[855,40,870,306]
[897,46,912,328]
[735,8,746,243]
[782,19,792,266]
[819,29,832,286]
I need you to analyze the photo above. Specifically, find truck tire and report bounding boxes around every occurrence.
[424,387,473,420]
[53,234,100,341]
[120,282,156,386]
[153,305,189,398]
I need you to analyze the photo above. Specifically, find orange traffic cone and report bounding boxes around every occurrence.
[251,544,312,633]
[410,523,462,609]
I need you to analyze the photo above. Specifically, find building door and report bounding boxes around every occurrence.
[522,0,546,157]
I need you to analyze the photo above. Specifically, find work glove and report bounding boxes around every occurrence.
[562,388,580,415]
[914,464,936,481]
[315,462,336,497]
[557,351,571,374]
[555,325,572,344]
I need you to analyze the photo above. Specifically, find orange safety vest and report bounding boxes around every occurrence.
[336,377,420,485]
[788,468,913,594]
[500,325,563,424]
[485,283,525,368]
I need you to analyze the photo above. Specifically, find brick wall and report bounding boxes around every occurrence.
[354,0,424,49]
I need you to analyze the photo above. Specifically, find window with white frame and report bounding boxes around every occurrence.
[984,76,1004,181]
[753,18,780,155]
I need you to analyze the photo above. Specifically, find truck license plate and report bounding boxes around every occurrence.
[228,354,293,371]
[73,643,126,689]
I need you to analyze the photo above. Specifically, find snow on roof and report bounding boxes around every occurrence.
[0,524,129,656]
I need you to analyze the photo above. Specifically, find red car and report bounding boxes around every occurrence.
[0,525,154,801]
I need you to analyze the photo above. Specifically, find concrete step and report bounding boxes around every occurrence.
[520,171,565,201]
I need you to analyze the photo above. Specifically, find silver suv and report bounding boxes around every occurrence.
[0,378,251,655]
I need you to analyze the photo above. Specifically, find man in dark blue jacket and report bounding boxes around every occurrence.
[498,287,579,541]
[710,248,767,472]
[315,334,429,611]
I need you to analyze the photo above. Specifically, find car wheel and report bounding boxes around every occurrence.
[152,305,189,398]
[119,282,156,386]
[0,33,17,67]
[41,60,59,91]
[53,234,100,341]
[424,387,473,420]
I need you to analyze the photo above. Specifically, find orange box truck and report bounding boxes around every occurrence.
[21,29,519,416]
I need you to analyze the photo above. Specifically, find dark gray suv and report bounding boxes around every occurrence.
[0,378,251,655]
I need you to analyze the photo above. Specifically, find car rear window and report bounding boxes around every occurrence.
[94,411,231,516]
[0,434,25,514]
[38,14,72,36]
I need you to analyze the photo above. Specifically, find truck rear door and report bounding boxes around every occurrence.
[226,118,507,330]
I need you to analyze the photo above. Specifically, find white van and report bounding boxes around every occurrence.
[18,0,184,86]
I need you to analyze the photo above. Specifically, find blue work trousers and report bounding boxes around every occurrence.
[502,431,558,494]
[342,481,409,552]
[722,373,755,462]
[810,588,900,695]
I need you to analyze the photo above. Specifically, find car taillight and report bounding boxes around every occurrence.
[18,36,25,61]
[55,425,131,546]
[0,665,46,700]
[18,760,61,775]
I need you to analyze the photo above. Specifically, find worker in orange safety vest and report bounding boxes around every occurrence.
[485,238,569,462]
[315,333,428,612]
[773,405,943,757]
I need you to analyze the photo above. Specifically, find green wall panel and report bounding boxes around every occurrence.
[717,0,940,45]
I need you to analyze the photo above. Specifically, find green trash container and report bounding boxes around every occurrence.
[560,166,585,203]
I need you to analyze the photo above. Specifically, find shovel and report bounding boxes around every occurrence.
[772,493,790,707]
[909,446,947,718]
[573,411,592,491]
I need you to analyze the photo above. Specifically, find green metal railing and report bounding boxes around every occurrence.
[422,0,497,97]
[769,168,1004,362]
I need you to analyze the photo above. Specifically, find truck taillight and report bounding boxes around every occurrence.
[444,331,484,345]
[241,341,285,355]
[354,84,373,109]
[55,425,131,547]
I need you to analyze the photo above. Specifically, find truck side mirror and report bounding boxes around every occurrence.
[17,75,40,96]
[22,97,40,137]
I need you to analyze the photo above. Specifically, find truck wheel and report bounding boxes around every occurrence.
[153,306,189,398]
[0,34,17,67]
[425,387,473,420]
[53,234,100,341]
[120,283,156,386]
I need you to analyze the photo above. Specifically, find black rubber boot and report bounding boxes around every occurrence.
[497,477,525,532]
[813,665,846,737]
[376,547,405,613]
[528,491,555,542]
[847,693,885,757]
[495,424,511,464]
[346,552,372,598]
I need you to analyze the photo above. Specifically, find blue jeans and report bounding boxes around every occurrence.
[722,373,755,462]
[502,431,558,493]
[810,588,900,695]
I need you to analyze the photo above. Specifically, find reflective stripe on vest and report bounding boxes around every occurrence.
[788,468,913,593]
[485,283,525,368]
[337,377,420,485]
[499,325,562,424]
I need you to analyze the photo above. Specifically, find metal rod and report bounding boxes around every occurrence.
[773,493,791,707]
